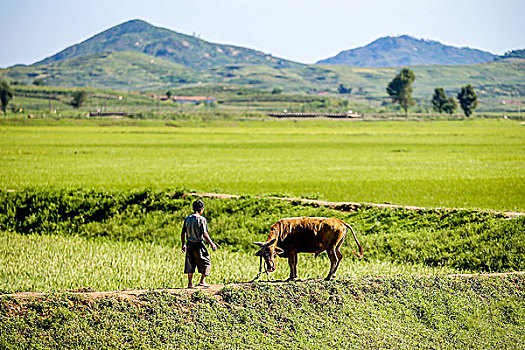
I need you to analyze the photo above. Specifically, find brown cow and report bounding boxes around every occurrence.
[254,217,363,281]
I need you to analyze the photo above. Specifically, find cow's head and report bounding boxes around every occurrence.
[253,238,283,273]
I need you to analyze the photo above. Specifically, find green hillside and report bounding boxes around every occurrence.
[37,19,300,70]
[5,51,201,91]
[317,35,496,67]
[2,52,523,104]
[2,51,340,93]
[329,58,525,98]
[1,18,523,105]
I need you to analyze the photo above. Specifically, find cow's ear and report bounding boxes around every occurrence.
[255,250,262,256]
[253,241,265,247]
[274,246,284,254]
[267,238,277,246]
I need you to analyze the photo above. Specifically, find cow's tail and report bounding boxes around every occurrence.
[344,222,364,259]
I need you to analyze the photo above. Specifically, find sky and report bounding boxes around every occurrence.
[1,0,524,68]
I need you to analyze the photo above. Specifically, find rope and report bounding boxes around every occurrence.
[250,247,270,282]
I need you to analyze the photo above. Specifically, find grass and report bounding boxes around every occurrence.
[0,230,460,293]
[1,275,523,349]
[1,188,523,293]
[0,116,523,348]
[1,118,524,211]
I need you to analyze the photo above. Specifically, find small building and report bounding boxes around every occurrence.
[151,94,170,101]
[173,96,216,104]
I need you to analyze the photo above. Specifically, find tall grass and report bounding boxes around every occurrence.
[2,188,523,281]
[0,231,460,293]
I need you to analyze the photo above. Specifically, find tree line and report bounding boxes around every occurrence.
[386,67,478,116]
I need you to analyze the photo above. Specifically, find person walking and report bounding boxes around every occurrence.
[181,200,217,288]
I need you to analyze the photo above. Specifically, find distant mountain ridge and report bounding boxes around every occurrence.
[30,21,508,70]
[317,35,497,67]
[37,19,300,70]
[1,20,523,99]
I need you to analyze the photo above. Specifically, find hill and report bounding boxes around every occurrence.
[37,19,301,70]
[326,58,525,98]
[8,51,202,91]
[0,20,523,101]
[4,54,523,103]
[317,35,496,67]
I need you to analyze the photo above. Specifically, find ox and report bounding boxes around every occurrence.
[254,217,363,281]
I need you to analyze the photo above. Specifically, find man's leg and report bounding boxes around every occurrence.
[198,274,209,287]
[197,244,211,287]
[187,273,194,288]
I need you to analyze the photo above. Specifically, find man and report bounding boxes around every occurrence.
[181,200,217,288]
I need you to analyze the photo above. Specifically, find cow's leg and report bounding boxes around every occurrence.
[332,237,345,278]
[287,253,298,281]
[293,253,299,280]
[325,248,339,281]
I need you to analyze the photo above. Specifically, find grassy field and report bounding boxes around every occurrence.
[7,83,356,116]
[0,189,523,346]
[0,230,459,293]
[1,118,523,211]
[1,117,523,349]
[1,189,523,293]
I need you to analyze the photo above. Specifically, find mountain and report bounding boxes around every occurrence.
[11,51,201,91]
[3,51,524,99]
[317,35,497,67]
[37,19,300,70]
[1,50,341,92]
[1,21,523,99]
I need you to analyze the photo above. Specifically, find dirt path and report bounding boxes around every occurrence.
[184,192,525,218]
[4,272,524,301]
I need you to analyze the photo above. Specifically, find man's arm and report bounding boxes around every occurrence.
[202,220,217,251]
[181,220,187,253]
[203,232,217,251]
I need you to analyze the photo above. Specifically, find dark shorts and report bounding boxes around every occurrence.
[184,241,211,275]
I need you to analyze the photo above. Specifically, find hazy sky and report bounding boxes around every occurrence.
[1,0,524,68]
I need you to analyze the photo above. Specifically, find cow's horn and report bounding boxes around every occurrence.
[253,241,266,247]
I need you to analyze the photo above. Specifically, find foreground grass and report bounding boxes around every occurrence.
[1,275,523,349]
[0,231,459,293]
[1,118,524,210]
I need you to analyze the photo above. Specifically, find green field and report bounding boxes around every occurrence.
[0,230,458,292]
[1,189,524,349]
[1,117,524,349]
[1,189,523,293]
[1,118,524,211]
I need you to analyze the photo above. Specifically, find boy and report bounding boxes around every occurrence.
[181,200,217,288]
